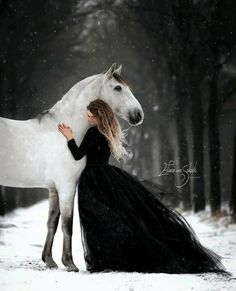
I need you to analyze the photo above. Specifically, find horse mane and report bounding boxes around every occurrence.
[34,74,102,123]
[35,108,51,122]
[34,72,129,123]
[113,72,128,85]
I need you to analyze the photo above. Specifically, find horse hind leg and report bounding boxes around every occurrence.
[42,188,60,269]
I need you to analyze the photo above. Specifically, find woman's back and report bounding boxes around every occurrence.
[86,126,111,165]
[67,126,111,166]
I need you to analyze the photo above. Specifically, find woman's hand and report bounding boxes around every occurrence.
[58,123,74,141]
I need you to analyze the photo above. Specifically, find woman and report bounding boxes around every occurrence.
[58,99,231,276]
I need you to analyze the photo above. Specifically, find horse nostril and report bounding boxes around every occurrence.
[128,109,143,124]
[136,111,142,121]
[134,110,142,122]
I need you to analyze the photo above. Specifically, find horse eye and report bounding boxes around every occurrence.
[114,85,122,91]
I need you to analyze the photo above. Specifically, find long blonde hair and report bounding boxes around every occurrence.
[87,99,132,163]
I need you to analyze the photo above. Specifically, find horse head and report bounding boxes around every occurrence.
[101,63,144,126]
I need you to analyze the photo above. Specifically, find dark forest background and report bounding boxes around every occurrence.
[0,0,235,222]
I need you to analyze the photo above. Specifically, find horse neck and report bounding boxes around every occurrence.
[48,74,103,138]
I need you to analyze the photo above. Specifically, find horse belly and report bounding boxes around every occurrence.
[0,140,45,188]
[0,155,45,187]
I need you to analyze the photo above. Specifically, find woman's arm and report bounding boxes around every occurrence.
[67,131,91,160]
[57,123,92,160]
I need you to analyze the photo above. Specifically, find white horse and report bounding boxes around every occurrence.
[0,63,144,272]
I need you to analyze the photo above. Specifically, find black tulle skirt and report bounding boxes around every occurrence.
[77,163,231,276]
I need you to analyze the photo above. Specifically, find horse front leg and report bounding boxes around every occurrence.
[42,187,60,268]
[58,184,79,272]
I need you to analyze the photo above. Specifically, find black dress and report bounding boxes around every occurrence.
[67,125,230,275]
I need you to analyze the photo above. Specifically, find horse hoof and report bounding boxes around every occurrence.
[47,263,58,269]
[45,259,58,269]
[67,265,79,272]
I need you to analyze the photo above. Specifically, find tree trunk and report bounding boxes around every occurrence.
[190,79,206,212]
[175,78,192,211]
[0,186,5,215]
[176,117,192,210]
[158,126,180,207]
[230,131,236,222]
[208,71,221,215]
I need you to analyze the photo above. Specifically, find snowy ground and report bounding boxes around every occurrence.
[0,198,236,291]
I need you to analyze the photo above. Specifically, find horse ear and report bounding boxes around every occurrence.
[104,63,117,79]
[114,64,122,75]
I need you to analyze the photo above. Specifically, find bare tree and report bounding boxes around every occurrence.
[230,131,236,222]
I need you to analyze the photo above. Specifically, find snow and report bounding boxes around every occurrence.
[0,199,236,291]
